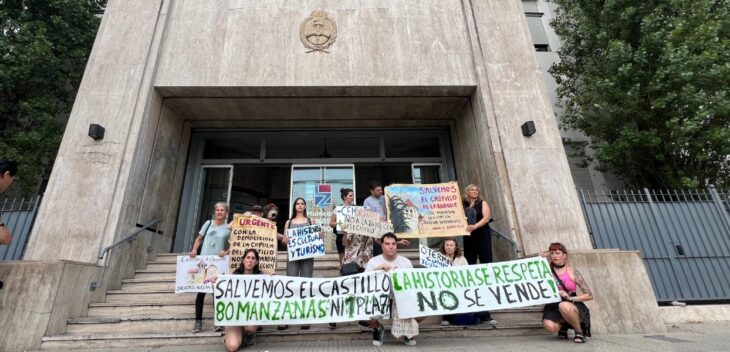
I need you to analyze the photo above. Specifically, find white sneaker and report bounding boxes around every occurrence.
[484,318,498,326]
[403,337,417,346]
[441,320,450,326]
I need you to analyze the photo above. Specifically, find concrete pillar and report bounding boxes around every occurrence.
[24,0,169,264]
[462,0,592,255]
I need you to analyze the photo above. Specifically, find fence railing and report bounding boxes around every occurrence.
[580,186,730,303]
[0,196,42,261]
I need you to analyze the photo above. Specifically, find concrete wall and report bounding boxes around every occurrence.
[26,0,592,264]
[569,250,666,334]
[463,0,591,254]
[155,0,476,88]
[661,305,730,324]
[0,261,101,351]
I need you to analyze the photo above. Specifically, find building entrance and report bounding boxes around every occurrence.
[173,129,454,252]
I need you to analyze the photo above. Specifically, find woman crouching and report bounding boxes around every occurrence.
[216,249,261,351]
[541,242,593,343]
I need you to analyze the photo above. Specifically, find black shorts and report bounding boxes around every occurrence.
[542,302,562,323]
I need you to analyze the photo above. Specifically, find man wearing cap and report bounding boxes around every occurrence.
[0,160,18,245]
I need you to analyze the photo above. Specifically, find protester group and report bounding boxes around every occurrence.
[177,180,593,351]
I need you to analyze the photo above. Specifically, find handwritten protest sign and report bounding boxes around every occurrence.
[214,271,392,325]
[287,224,326,261]
[384,182,468,238]
[341,208,394,239]
[307,204,336,252]
[390,257,561,319]
[229,214,278,274]
[419,245,451,268]
[175,255,230,293]
[334,205,362,232]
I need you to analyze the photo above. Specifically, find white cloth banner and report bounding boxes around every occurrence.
[418,244,451,268]
[390,257,561,319]
[214,271,392,325]
[286,224,326,261]
[175,255,230,293]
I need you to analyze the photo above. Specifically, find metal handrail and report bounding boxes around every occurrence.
[90,219,162,290]
[491,227,521,259]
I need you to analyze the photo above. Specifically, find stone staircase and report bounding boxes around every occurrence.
[40,251,546,350]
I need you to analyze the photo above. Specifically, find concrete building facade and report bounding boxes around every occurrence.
[0,1,665,350]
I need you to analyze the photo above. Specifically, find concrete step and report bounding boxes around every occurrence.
[132,267,343,280]
[153,252,344,264]
[65,316,364,335]
[42,323,547,349]
[87,301,541,322]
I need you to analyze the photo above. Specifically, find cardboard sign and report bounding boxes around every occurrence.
[229,214,278,274]
[175,255,230,293]
[341,208,394,239]
[384,182,469,238]
[418,244,451,268]
[214,271,392,325]
[390,257,561,319]
[334,205,362,232]
[286,224,326,261]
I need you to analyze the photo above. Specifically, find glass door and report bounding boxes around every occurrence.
[189,165,233,251]
[411,163,444,248]
[290,165,355,252]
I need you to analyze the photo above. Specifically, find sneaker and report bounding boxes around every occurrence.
[482,318,498,327]
[191,319,203,333]
[372,325,384,346]
[403,336,417,346]
[214,326,224,333]
[440,320,450,326]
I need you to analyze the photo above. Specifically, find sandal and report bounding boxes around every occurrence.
[557,323,568,339]
[574,331,586,343]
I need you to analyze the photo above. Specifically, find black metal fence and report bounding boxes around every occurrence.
[580,187,730,303]
[0,196,42,261]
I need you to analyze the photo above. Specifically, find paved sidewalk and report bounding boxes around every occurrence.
[38,322,730,352]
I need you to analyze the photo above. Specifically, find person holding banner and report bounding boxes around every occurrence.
[438,238,481,326]
[462,184,497,326]
[280,197,317,330]
[189,202,230,333]
[365,232,420,346]
[541,242,593,343]
[215,248,261,351]
[329,188,354,263]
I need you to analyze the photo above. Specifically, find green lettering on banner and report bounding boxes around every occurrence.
[493,265,503,283]
[216,301,226,321]
[389,257,562,319]
[318,299,327,318]
[401,272,412,290]
[392,272,403,291]
[539,260,551,279]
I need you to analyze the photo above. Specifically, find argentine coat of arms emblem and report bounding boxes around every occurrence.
[299,10,337,53]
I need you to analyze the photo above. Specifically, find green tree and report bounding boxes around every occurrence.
[0,0,104,195]
[549,0,730,188]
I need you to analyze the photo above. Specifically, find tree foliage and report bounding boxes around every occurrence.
[0,0,104,195]
[549,0,730,188]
